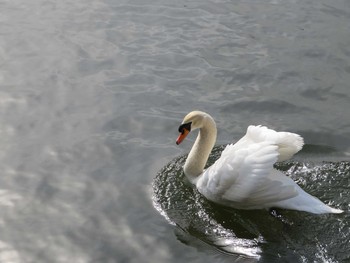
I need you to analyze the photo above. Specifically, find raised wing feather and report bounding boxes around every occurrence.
[245,125,304,161]
[196,126,300,209]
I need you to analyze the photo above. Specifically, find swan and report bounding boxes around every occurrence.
[176,111,343,214]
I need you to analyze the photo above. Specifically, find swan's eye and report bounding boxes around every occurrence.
[178,122,192,134]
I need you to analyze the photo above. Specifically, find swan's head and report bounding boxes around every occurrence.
[176,111,209,145]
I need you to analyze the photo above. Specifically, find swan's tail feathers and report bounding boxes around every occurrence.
[331,207,344,214]
[327,205,344,214]
[307,204,344,214]
[273,184,344,214]
[246,125,304,162]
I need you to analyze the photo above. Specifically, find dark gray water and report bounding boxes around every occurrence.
[1,0,350,262]
[154,147,349,262]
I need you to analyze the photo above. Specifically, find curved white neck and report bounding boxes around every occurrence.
[184,115,217,183]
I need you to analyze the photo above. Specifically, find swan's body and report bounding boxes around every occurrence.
[176,111,343,214]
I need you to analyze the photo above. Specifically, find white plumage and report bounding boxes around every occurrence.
[176,111,343,214]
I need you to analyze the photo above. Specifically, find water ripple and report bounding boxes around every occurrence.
[153,146,349,262]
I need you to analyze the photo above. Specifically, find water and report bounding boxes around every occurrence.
[153,147,350,262]
[0,0,349,262]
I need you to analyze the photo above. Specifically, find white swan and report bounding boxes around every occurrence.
[176,111,343,214]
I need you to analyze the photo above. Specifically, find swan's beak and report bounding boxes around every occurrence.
[176,129,190,145]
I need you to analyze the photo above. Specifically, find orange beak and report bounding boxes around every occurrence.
[176,129,190,145]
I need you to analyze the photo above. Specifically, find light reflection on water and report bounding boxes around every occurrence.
[0,0,350,262]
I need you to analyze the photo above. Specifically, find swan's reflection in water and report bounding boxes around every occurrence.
[153,146,348,262]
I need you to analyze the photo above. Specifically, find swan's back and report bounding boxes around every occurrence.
[196,125,342,214]
[197,125,303,206]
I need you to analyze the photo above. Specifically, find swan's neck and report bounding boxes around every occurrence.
[184,116,217,183]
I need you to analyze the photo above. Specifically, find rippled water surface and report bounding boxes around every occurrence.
[153,147,350,262]
[1,0,350,262]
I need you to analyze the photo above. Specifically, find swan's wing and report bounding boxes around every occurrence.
[198,139,298,208]
[244,125,304,161]
[235,170,299,208]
